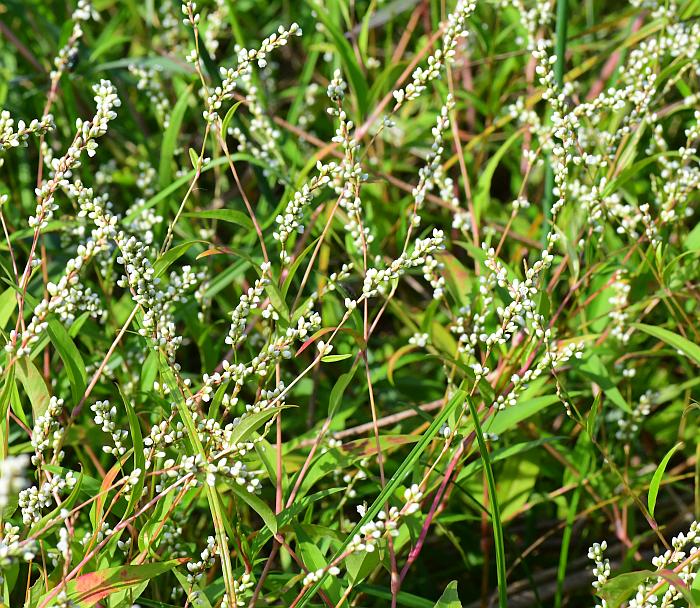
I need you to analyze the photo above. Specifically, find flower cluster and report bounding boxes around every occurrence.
[114,233,203,361]
[362,230,446,298]
[0,524,37,578]
[19,472,77,525]
[91,400,129,456]
[28,80,119,233]
[587,540,610,601]
[186,535,217,584]
[274,162,338,263]
[593,522,700,608]
[614,390,653,442]
[328,70,373,251]
[347,484,424,557]
[409,333,430,348]
[303,565,341,587]
[129,65,171,128]
[6,184,115,357]
[49,0,98,82]
[204,23,301,122]
[0,455,29,510]
[224,266,270,348]
[392,0,477,107]
[0,111,54,153]
[609,271,632,344]
[1,0,697,605]
[30,396,67,466]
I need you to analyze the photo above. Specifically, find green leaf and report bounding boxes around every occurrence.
[264,280,290,323]
[293,523,342,603]
[686,221,700,252]
[356,584,433,608]
[153,239,205,278]
[15,357,50,419]
[228,407,286,446]
[579,354,631,413]
[188,147,199,169]
[485,394,559,435]
[221,100,243,136]
[0,287,17,330]
[648,442,683,518]
[321,353,353,363]
[328,363,359,417]
[586,393,602,438]
[183,209,253,231]
[498,457,539,520]
[473,130,521,220]
[227,483,277,535]
[91,459,123,531]
[140,350,159,395]
[46,318,87,405]
[9,381,28,429]
[692,569,700,604]
[434,581,462,608]
[159,85,192,189]
[0,366,15,425]
[137,490,176,558]
[120,384,145,516]
[632,323,700,367]
[345,550,379,585]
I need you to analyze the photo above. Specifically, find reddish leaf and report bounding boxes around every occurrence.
[66,559,186,606]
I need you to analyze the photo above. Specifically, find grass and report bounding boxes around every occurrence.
[0,0,699,607]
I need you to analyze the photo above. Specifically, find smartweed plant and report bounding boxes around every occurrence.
[0,0,699,606]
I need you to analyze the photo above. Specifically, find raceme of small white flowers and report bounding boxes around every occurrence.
[0,0,698,606]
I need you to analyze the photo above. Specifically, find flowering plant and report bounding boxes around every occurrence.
[0,0,698,606]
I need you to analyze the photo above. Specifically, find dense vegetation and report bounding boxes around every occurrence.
[0,0,699,606]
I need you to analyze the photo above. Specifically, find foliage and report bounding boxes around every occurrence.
[0,0,699,606]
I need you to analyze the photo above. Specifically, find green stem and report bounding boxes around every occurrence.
[553,0,569,86]
[466,395,507,608]
[158,353,238,607]
[543,0,569,241]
